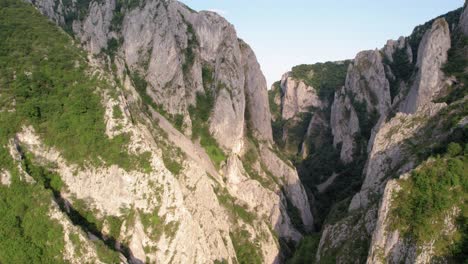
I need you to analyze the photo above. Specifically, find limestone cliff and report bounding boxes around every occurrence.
[400,18,451,114]
[270,6,466,264]
[1,0,314,263]
[314,10,467,264]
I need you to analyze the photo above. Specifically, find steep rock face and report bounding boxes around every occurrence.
[23,1,315,262]
[460,3,468,35]
[330,87,360,163]
[300,110,329,159]
[240,41,274,142]
[400,18,451,114]
[313,8,466,263]
[349,103,446,211]
[382,36,413,64]
[331,50,391,163]
[30,0,272,153]
[280,73,323,120]
[76,0,116,55]
[260,145,314,231]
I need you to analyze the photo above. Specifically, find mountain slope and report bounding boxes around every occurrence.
[272,5,467,264]
[0,0,315,263]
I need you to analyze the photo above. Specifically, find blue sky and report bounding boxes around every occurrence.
[180,0,464,87]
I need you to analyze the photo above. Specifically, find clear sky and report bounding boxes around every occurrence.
[180,0,464,87]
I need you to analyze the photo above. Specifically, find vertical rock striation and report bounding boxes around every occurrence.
[400,18,451,114]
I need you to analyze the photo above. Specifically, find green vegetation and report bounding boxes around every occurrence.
[0,0,150,172]
[189,92,226,168]
[440,28,468,104]
[62,0,94,34]
[106,216,124,238]
[69,233,84,257]
[112,105,123,119]
[22,154,64,193]
[182,21,199,76]
[390,142,467,258]
[103,37,123,59]
[111,0,145,32]
[268,81,282,121]
[287,234,321,264]
[384,47,415,100]
[18,151,123,263]
[268,82,286,147]
[94,239,121,263]
[284,193,305,232]
[290,61,350,100]
[230,229,263,264]
[241,140,276,189]
[0,169,66,263]
[298,127,340,186]
[214,187,255,224]
[285,112,314,157]
[350,97,379,142]
[140,209,179,242]
[162,153,183,175]
[140,209,162,240]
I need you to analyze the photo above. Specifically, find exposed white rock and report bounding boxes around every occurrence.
[240,40,273,142]
[330,86,360,163]
[260,145,314,232]
[400,18,451,114]
[27,1,316,262]
[315,206,377,263]
[48,203,106,264]
[316,173,338,193]
[300,110,329,159]
[280,72,323,120]
[0,170,11,186]
[210,87,245,153]
[331,50,391,163]
[25,0,64,24]
[346,50,391,117]
[366,179,402,264]
[76,0,116,54]
[224,154,301,249]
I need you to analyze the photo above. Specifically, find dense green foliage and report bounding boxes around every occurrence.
[290,61,350,100]
[0,0,150,171]
[285,193,305,232]
[287,234,321,264]
[268,81,282,120]
[440,28,468,104]
[384,47,415,100]
[189,92,226,168]
[0,170,66,263]
[391,142,467,257]
[269,81,285,148]
[162,153,183,175]
[230,229,263,264]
